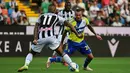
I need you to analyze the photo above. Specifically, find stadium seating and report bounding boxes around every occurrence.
[4,0,38,25]
[5,0,39,17]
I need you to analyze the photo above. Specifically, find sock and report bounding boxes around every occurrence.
[62,54,72,65]
[83,58,92,68]
[50,56,63,63]
[24,53,33,66]
[52,51,57,57]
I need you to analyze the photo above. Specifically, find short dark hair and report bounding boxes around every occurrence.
[48,4,56,13]
[65,1,71,6]
[75,7,83,12]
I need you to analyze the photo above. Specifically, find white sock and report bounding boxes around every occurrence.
[63,54,72,65]
[24,53,33,66]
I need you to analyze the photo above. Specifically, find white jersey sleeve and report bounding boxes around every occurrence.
[58,11,62,17]
[36,14,43,24]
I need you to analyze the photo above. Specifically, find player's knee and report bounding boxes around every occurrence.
[90,56,94,59]
[55,49,62,56]
[29,50,37,55]
[89,55,94,59]
[62,52,66,56]
[87,53,94,59]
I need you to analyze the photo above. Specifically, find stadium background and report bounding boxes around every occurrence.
[0,0,130,73]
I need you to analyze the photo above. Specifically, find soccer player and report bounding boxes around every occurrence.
[57,1,75,36]
[17,4,82,72]
[46,7,102,71]
[50,1,75,66]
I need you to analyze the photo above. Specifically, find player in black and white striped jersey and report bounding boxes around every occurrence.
[36,13,62,38]
[58,3,75,21]
[51,2,75,58]
[18,4,82,72]
[58,1,75,35]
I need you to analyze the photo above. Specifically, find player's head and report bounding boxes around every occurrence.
[76,0,80,3]
[48,4,56,13]
[75,7,83,21]
[65,2,71,11]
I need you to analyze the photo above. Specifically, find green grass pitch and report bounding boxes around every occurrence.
[0,57,130,73]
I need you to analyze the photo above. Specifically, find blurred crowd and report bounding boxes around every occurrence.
[0,0,30,25]
[40,0,130,27]
[1,0,130,27]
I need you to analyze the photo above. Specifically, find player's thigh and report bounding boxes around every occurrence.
[48,37,60,50]
[78,42,92,55]
[64,43,77,55]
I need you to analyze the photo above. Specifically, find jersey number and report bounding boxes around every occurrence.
[40,15,53,27]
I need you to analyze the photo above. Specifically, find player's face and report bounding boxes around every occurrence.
[75,11,82,21]
[65,3,71,11]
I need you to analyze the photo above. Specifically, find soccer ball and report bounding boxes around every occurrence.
[69,62,79,72]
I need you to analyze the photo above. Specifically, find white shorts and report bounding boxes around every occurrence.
[31,36,60,53]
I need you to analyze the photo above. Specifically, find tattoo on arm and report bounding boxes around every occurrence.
[64,21,79,36]
[34,23,39,40]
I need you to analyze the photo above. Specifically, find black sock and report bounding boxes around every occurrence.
[83,58,92,68]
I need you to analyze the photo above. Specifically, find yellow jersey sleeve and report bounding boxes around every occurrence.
[65,26,70,31]
[83,17,89,25]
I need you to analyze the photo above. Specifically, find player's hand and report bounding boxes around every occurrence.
[96,35,103,40]
[33,39,38,45]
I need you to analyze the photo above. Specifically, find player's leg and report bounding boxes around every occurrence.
[46,35,65,68]
[83,53,94,71]
[55,40,79,71]
[46,56,63,68]
[60,48,79,72]
[46,43,68,68]
[52,51,57,57]
[18,39,45,72]
[46,50,60,68]
[18,50,37,72]
[49,39,78,71]
[46,48,70,68]
[55,47,73,67]
[46,44,69,68]
[47,45,71,65]
[46,36,62,68]
[62,43,69,66]
[78,41,94,71]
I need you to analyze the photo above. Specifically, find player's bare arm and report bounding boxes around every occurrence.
[64,21,83,38]
[57,30,67,54]
[61,30,67,45]
[33,23,39,44]
[87,25,102,40]
[59,30,68,49]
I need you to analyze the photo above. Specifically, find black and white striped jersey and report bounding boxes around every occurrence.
[36,13,65,39]
[58,10,75,35]
[58,10,75,21]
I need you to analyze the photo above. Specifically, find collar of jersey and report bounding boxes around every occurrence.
[75,18,82,27]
